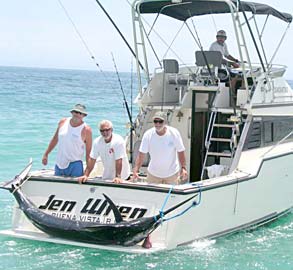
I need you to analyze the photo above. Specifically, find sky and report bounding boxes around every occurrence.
[0,0,292,78]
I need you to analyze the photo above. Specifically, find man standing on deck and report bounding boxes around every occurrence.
[132,111,188,185]
[42,104,92,177]
[210,30,240,68]
[78,120,130,184]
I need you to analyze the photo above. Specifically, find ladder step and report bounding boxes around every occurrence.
[213,124,234,128]
[210,138,232,142]
[207,152,232,157]
[227,115,241,123]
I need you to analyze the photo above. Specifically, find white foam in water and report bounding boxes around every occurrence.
[189,239,216,249]
[5,240,17,247]
[186,239,217,253]
[145,263,157,268]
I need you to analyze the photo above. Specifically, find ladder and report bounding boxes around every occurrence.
[200,111,241,180]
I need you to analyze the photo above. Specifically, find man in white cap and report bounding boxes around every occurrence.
[78,120,130,184]
[210,30,240,68]
[132,111,188,185]
[42,104,92,177]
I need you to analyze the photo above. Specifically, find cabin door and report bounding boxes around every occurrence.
[189,110,207,182]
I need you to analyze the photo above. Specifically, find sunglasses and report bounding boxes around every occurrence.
[72,110,84,115]
[100,128,112,133]
[153,119,164,124]
[217,35,227,39]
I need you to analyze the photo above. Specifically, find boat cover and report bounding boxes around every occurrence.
[138,0,292,23]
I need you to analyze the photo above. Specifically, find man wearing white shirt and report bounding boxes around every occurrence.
[132,111,188,184]
[210,30,240,68]
[79,120,130,183]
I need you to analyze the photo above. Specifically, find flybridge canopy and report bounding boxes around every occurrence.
[138,0,292,23]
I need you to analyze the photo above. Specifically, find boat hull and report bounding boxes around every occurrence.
[1,148,293,252]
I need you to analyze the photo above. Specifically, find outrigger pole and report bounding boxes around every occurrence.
[94,0,145,72]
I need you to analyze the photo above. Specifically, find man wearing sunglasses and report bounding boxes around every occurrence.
[132,111,188,184]
[78,120,130,183]
[210,30,240,68]
[42,104,92,177]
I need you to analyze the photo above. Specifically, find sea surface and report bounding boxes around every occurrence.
[0,66,292,270]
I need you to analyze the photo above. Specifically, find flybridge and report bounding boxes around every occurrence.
[131,0,292,97]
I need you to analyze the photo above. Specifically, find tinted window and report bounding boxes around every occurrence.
[244,117,293,150]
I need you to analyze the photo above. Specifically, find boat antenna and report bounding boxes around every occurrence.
[111,52,134,134]
[238,0,266,72]
[94,0,145,72]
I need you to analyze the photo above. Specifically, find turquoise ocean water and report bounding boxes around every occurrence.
[0,66,292,269]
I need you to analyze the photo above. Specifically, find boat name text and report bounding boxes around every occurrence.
[261,86,289,93]
[39,195,147,221]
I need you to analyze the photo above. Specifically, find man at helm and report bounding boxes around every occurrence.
[209,30,240,68]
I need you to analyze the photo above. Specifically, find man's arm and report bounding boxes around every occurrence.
[112,158,123,183]
[115,158,122,178]
[227,55,240,68]
[78,157,96,183]
[227,54,238,63]
[42,119,66,165]
[132,152,145,180]
[83,125,92,166]
[178,151,188,181]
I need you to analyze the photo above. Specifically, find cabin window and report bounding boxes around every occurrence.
[244,121,261,149]
[273,119,293,142]
[263,122,274,143]
[244,117,293,150]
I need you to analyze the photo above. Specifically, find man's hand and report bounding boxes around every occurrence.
[113,177,124,184]
[42,155,48,166]
[131,170,139,182]
[78,175,88,184]
[180,167,188,183]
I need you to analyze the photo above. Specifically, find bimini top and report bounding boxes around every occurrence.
[138,0,292,23]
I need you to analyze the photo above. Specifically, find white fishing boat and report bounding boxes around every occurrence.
[1,0,293,253]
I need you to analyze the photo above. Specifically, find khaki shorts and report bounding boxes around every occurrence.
[147,171,180,185]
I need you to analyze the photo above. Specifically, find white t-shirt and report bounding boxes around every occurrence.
[90,133,130,180]
[139,126,185,178]
[209,41,229,57]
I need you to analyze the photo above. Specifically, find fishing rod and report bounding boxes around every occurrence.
[57,0,101,69]
[94,0,145,72]
[58,0,132,112]
[111,53,133,127]
[130,58,134,164]
[111,52,134,163]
